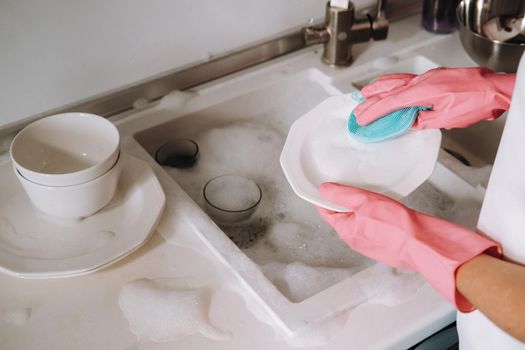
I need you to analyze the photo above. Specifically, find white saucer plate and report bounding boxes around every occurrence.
[280,93,442,212]
[0,153,165,279]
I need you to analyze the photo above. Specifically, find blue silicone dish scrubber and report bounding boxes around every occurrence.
[347,91,431,144]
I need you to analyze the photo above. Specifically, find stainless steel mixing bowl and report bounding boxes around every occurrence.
[457,0,525,72]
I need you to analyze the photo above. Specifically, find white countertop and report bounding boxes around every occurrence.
[0,15,481,350]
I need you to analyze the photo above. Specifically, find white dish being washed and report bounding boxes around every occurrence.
[280,93,442,212]
[0,153,165,279]
[10,113,120,186]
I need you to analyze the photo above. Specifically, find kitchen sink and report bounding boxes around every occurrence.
[136,70,375,306]
[124,50,492,337]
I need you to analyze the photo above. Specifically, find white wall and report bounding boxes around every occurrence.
[0,0,340,129]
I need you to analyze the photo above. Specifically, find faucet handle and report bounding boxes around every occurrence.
[303,0,389,66]
[303,25,330,46]
[371,0,389,40]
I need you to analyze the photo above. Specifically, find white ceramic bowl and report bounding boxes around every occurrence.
[15,152,124,219]
[10,113,120,186]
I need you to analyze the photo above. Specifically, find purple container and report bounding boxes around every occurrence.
[422,0,460,34]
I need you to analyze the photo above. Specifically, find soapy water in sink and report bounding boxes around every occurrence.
[217,218,270,249]
[163,120,374,302]
[159,116,474,303]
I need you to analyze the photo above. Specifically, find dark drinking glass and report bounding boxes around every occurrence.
[422,0,460,34]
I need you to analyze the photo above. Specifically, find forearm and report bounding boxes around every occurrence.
[457,254,525,342]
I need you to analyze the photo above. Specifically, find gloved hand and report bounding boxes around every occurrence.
[316,182,502,312]
[353,67,515,130]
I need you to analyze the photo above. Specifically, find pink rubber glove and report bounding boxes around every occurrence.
[354,67,515,130]
[316,182,502,312]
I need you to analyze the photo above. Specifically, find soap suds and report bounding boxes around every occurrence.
[161,114,468,305]
[163,120,374,302]
[157,90,197,111]
[353,264,425,306]
[204,175,260,211]
[145,89,487,347]
[119,278,230,342]
[155,91,478,309]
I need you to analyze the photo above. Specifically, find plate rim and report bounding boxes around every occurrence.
[0,153,166,279]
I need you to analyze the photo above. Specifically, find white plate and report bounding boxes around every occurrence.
[280,93,442,212]
[0,153,165,279]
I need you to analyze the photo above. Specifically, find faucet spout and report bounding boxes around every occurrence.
[304,0,389,67]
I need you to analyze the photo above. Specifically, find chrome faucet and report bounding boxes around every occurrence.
[304,0,389,66]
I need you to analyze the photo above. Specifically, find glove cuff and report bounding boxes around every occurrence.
[486,73,516,104]
[409,215,502,312]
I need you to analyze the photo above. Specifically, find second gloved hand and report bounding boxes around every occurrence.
[353,67,515,129]
[316,182,501,312]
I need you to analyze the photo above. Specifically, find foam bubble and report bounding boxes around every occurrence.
[204,175,260,211]
[119,278,230,342]
[157,90,197,110]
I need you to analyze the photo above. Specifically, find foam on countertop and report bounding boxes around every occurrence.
[353,264,425,306]
[119,278,231,342]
